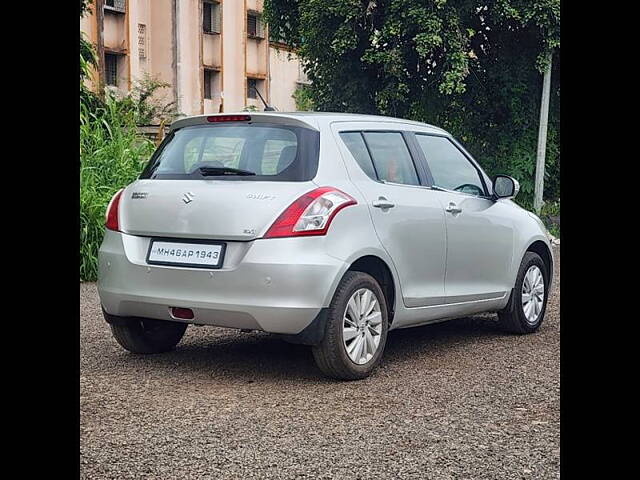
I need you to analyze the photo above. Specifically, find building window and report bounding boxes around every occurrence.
[247,78,257,99]
[247,12,264,39]
[247,78,265,100]
[104,0,126,13]
[138,24,147,60]
[204,70,212,99]
[105,54,118,86]
[204,70,219,99]
[203,1,221,34]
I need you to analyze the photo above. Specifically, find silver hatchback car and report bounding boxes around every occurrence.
[98,112,553,380]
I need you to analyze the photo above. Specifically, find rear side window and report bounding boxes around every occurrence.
[340,131,420,186]
[140,124,319,181]
[339,132,377,179]
[362,132,420,186]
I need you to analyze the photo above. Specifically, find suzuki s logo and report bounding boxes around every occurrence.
[182,192,195,204]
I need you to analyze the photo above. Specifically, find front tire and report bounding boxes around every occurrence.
[498,251,549,334]
[109,317,188,354]
[312,271,389,380]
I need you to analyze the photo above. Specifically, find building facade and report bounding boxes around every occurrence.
[80,0,308,116]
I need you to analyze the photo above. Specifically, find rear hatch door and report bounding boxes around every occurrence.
[120,180,316,241]
[119,116,320,241]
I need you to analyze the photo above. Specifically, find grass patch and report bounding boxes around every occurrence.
[540,199,560,238]
[80,97,155,281]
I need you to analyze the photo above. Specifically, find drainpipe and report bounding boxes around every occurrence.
[171,0,181,114]
[266,25,271,107]
[95,0,106,99]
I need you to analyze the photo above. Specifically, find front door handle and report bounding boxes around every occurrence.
[445,202,462,214]
[372,197,395,209]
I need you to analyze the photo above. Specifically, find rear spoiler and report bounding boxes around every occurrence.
[169,113,319,133]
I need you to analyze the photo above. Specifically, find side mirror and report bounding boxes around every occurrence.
[493,175,520,200]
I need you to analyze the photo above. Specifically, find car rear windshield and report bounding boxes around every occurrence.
[140,123,320,181]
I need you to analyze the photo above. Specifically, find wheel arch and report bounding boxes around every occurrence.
[524,239,554,289]
[282,253,400,346]
[346,255,397,325]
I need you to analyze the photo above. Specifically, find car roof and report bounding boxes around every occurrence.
[169,112,448,134]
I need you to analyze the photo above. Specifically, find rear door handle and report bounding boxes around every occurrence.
[445,202,462,214]
[372,198,395,209]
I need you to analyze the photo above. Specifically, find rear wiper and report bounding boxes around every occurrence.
[198,166,256,176]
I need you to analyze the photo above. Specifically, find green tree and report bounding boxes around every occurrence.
[293,84,315,111]
[264,0,560,207]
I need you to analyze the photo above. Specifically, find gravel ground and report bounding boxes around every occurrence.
[80,247,559,479]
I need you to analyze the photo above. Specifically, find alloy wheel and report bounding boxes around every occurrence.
[342,288,383,365]
[521,265,545,324]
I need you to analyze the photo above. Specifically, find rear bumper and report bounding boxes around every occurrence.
[97,231,348,334]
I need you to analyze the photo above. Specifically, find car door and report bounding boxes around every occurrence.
[412,132,515,305]
[332,124,447,308]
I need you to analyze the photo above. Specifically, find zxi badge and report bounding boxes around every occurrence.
[182,192,195,204]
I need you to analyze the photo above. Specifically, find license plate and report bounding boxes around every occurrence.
[146,240,226,269]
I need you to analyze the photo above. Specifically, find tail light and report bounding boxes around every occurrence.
[264,187,357,238]
[105,189,124,231]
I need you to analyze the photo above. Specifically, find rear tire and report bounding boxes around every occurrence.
[498,251,549,334]
[109,317,188,354]
[312,271,389,380]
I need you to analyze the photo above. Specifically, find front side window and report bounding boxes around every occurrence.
[140,124,319,182]
[415,134,486,196]
[362,132,420,186]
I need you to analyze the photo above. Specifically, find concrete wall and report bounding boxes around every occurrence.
[103,12,126,51]
[270,48,303,112]
[220,0,245,113]
[148,0,174,93]
[202,31,222,67]
[175,0,202,115]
